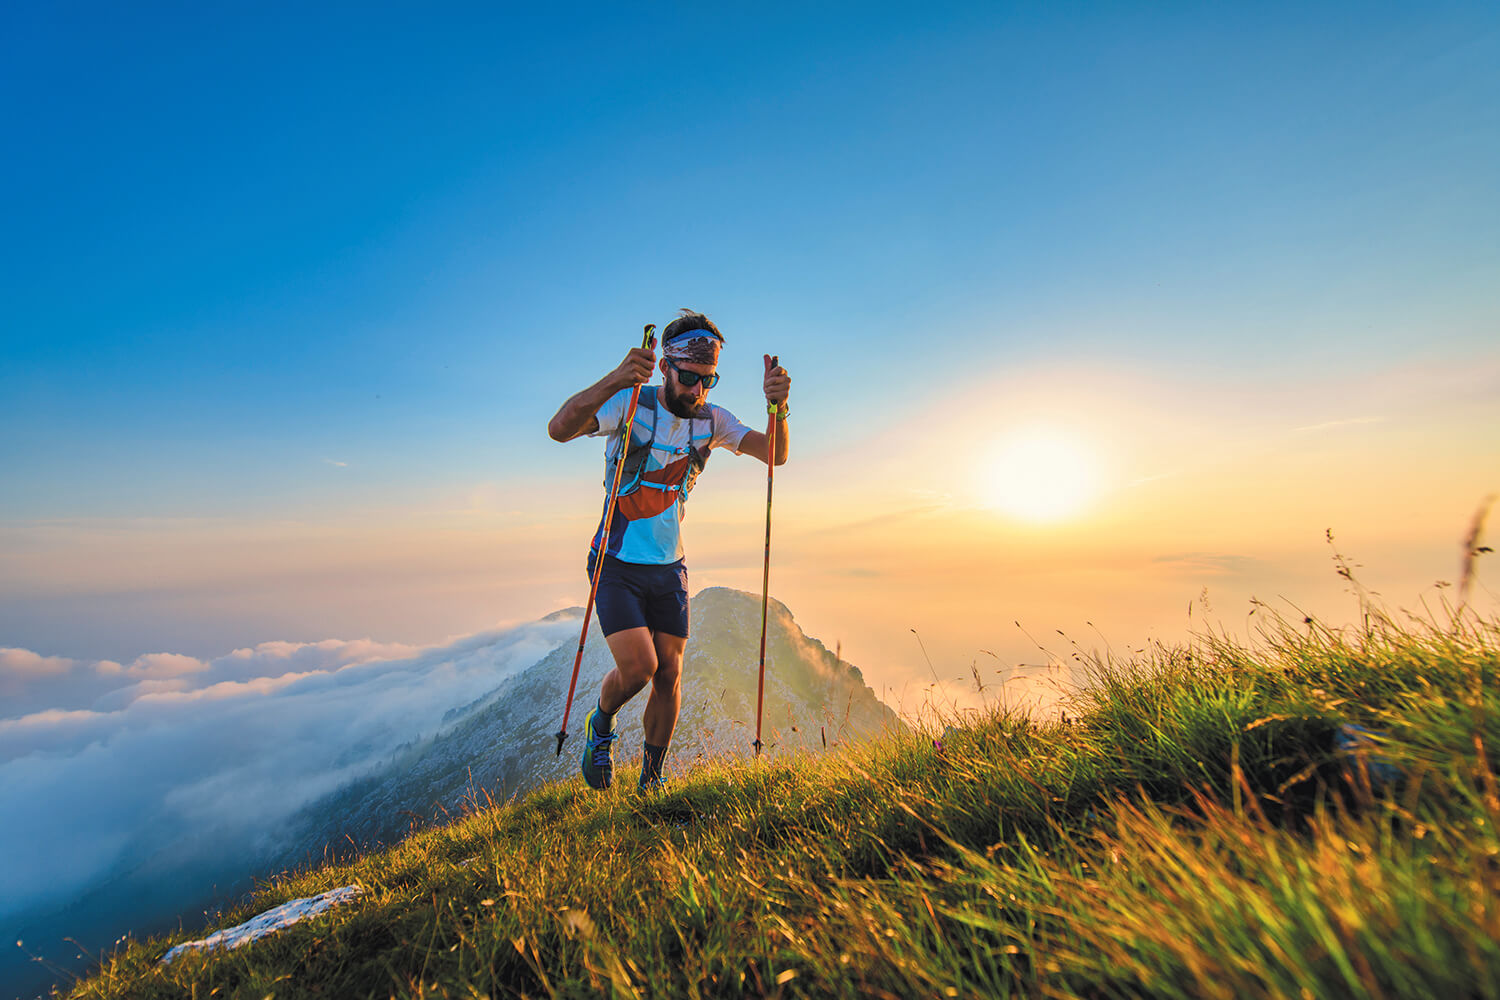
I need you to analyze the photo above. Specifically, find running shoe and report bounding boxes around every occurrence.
[637,773,669,796]
[580,708,618,790]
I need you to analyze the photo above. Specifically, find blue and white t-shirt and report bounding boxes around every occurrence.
[588,386,751,564]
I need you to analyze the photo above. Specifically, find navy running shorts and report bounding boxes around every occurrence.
[586,551,690,638]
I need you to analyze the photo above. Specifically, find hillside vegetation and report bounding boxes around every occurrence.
[66,607,1500,999]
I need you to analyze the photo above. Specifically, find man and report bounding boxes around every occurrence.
[547,310,790,792]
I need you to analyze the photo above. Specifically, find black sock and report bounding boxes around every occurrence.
[642,742,668,782]
[593,702,615,736]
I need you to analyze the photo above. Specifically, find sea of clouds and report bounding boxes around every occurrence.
[0,616,578,926]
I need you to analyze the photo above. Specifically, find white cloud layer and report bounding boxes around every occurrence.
[0,619,576,920]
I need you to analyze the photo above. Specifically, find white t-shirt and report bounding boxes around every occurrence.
[588,385,751,564]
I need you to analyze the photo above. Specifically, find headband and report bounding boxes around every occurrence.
[662,328,723,365]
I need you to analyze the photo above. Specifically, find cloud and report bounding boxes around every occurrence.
[1150,552,1260,576]
[801,504,945,538]
[1,648,93,710]
[0,637,424,721]
[0,649,76,697]
[0,618,576,922]
[122,652,207,678]
[323,458,348,467]
[0,648,75,677]
[1293,416,1385,434]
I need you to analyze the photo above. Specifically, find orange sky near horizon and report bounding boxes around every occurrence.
[4,352,1495,721]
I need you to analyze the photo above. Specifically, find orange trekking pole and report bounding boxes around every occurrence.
[753,356,780,757]
[555,324,656,756]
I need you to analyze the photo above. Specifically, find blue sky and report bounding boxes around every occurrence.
[2,2,1497,667]
[4,10,1498,993]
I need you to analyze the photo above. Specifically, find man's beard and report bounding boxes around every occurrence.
[663,381,706,419]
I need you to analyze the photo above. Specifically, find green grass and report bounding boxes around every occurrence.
[66,608,1500,999]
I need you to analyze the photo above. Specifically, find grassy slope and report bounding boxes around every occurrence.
[68,612,1500,999]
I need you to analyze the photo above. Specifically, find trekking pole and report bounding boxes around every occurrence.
[555,324,656,756]
[753,356,779,757]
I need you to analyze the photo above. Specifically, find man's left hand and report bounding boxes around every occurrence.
[763,354,791,406]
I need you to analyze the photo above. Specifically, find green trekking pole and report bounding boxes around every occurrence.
[753,356,780,757]
[556,324,656,756]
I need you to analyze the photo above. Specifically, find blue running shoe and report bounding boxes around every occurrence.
[581,708,618,790]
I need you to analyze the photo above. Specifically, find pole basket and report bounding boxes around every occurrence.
[555,730,568,757]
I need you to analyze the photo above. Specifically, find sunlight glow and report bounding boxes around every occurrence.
[982,427,1100,523]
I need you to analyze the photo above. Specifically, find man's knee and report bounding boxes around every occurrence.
[605,628,659,690]
[616,648,659,687]
[652,649,683,691]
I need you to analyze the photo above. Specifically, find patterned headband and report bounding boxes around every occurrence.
[662,328,723,365]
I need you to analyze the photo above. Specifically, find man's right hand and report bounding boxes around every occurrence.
[611,344,657,390]
[549,336,658,443]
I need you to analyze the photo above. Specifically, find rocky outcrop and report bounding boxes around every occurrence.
[277,587,901,864]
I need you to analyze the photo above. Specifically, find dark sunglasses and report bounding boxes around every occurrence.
[666,360,720,389]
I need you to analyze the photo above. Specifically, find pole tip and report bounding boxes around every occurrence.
[752,739,763,756]
[555,731,567,756]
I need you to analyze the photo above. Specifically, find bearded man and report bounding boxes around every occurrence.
[547,310,791,791]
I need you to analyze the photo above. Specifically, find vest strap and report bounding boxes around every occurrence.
[607,386,713,503]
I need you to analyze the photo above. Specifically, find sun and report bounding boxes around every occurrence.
[981,427,1101,523]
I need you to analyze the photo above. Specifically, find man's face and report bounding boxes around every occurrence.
[661,358,715,419]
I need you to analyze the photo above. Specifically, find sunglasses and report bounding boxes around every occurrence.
[666,360,720,389]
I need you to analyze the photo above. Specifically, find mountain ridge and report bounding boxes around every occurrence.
[275,586,902,868]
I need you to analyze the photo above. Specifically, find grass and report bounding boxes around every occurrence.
[64,604,1500,999]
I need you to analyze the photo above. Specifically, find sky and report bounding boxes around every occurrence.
[1,5,1497,989]
[3,1,1499,709]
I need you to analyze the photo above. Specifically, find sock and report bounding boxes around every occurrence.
[593,702,616,736]
[642,742,668,782]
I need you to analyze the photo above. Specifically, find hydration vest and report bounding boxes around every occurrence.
[606,386,712,512]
